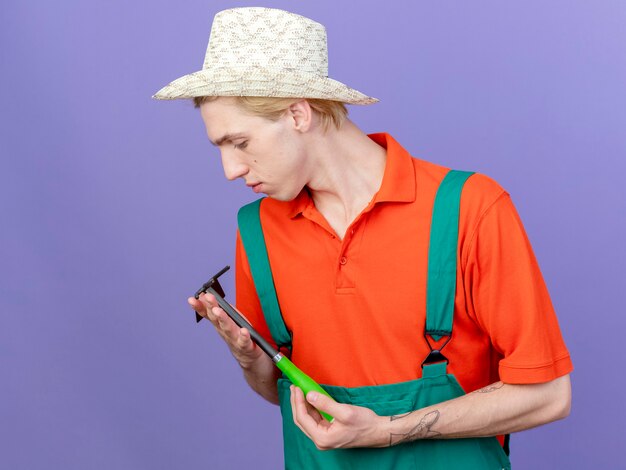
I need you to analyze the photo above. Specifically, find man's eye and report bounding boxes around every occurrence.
[234,141,248,150]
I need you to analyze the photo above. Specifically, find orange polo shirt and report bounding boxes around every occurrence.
[235,133,572,394]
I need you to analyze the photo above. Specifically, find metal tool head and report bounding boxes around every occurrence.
[193,265,230,322]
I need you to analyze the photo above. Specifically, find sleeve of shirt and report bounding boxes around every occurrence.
[464,192,573,384]
[235,230,279,351]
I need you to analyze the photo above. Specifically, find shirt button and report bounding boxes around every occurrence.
[340,256,347,265]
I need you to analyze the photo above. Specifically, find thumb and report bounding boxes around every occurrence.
[306,391,344,420]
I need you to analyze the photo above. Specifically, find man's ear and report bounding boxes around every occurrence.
[288,99,313,132]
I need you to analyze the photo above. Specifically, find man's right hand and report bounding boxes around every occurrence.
[188,293,281,403]
[187,293,264,370]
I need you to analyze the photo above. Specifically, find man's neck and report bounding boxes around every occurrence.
[303,120,387,239]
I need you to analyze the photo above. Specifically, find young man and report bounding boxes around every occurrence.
[154,7,572,468]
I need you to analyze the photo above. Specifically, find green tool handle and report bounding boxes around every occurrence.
[275,354,334,422]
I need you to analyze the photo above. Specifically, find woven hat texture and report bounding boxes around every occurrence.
[153,7,377,104]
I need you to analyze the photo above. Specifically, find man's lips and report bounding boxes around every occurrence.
[247,182,263,193]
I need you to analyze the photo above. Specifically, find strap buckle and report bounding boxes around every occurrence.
[421,333,452,368]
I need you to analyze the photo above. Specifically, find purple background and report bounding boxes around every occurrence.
[2,1,624,468]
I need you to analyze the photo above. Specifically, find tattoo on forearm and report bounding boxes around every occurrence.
[386,382,504,446]
[472,382,504,394]
[389,410,441,446]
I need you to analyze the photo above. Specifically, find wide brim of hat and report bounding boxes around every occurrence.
[152,67,378,105]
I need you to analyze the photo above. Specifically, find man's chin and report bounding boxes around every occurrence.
[264,186,304,202]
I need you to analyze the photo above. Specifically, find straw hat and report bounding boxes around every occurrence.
[152,7,378,104]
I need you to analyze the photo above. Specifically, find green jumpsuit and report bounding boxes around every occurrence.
[238,170,512,469]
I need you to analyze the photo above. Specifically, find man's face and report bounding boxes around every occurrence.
[200,97,309,201]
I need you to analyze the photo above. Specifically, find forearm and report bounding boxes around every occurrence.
[240,353,282,405]
[384,375,571,446]
[289,374,571,450]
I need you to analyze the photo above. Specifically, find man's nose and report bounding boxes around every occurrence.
[220,151,248,181]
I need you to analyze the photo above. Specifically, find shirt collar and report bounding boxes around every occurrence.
[287,188,314,219]
[368,133,416,204]
[287,133,416,218]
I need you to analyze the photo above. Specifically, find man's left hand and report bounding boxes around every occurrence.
[289,385,387,450]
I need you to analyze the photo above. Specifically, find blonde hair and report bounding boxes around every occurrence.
[192,96,348,130]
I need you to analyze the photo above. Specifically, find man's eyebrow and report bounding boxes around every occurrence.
[210,133,246,147]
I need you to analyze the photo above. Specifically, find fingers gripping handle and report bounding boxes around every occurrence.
[208,286,279,359]
[275,355,334,422]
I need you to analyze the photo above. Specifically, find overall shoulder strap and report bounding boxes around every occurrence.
[237,198,292,350]
[425,170,475,339]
